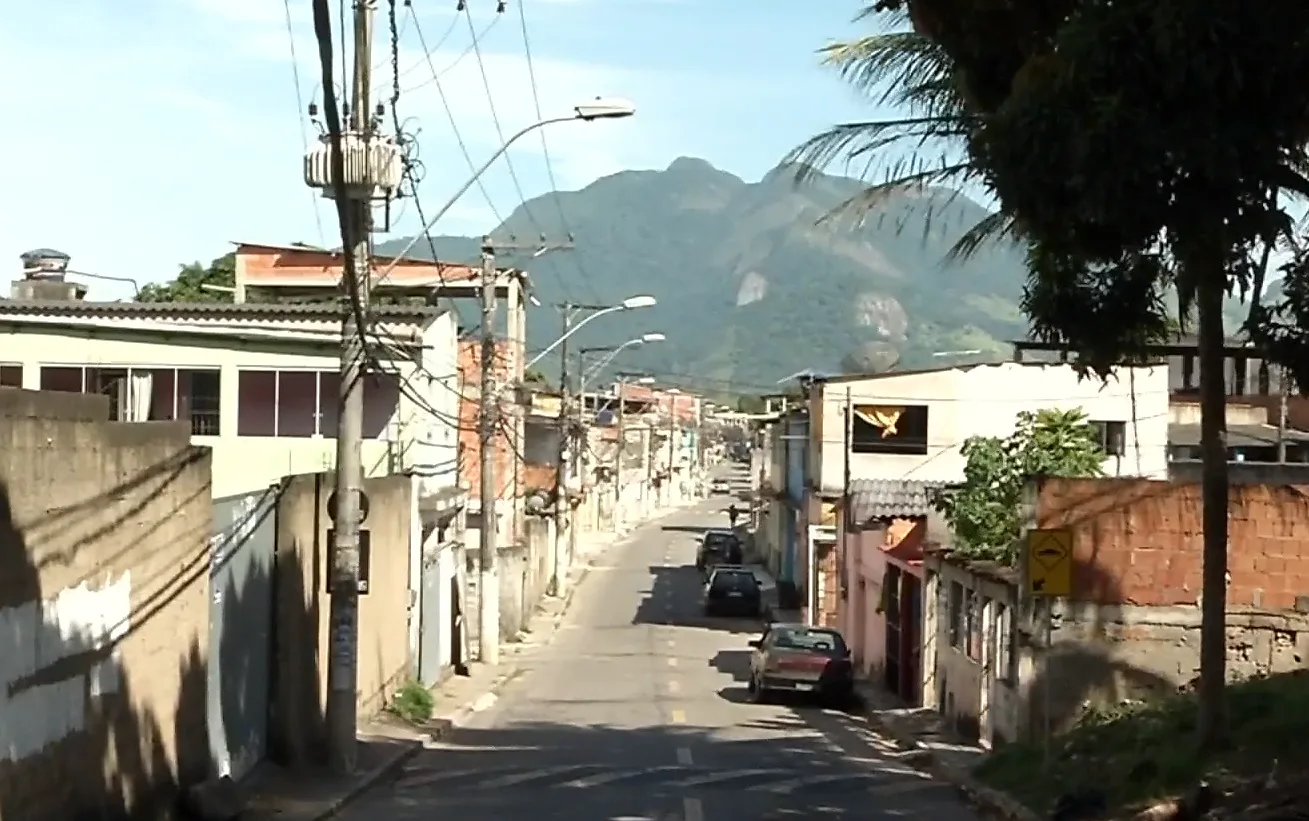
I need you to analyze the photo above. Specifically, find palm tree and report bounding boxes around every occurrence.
[784,5,1015,260]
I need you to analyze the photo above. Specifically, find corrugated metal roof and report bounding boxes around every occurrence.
[848,478,940,522]
[0,299,445,321]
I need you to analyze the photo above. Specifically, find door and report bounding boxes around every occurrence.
[208,486,278,780]
[902,574,923,705]
[418,545,446,687]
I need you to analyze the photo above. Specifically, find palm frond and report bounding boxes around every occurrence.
[819,158,976,232]
[944,211,1020,262]
[783,117,964,187]
[818,30,964,120]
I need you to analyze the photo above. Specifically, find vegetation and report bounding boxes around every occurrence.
[390,679,435,724]
[372,160,1032,388]
[138,254,237,302]
[975,672,1309,816]
[933,409,1104,563]
[792,0,1309,753]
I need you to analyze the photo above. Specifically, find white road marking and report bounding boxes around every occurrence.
[667,656,678,667]
[676,746,694,765]
[667,679,681,694]
[674,768,787,787]
[469,692,498,713]
[477,765,597,788]
[683,796,705,821]
[561,765,684,788]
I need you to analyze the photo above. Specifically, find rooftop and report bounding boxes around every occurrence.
[0,299,445,321]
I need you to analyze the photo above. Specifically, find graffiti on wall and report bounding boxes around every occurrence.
[0,572,132,761]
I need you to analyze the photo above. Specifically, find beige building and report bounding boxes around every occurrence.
[807,361,1171,493]
[0,299,460,501]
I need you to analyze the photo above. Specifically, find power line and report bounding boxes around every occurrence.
[401,10,500,94]
[282,0,326,246]
[513,0,602,303]
[407,1,506,225]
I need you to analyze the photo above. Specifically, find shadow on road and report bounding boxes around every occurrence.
[659,525,714,535]
[632,564,766,635]
[710,649,752,682]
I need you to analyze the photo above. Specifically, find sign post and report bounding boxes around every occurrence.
[1025,528,1072,768]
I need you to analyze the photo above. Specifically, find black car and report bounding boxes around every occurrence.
[704,567,763,618]
[696,530,743,577]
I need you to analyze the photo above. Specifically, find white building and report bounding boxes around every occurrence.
[0,299,461,502]
[808,361,1170,493]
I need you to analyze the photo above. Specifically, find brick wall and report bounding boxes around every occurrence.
[457,339,519,500]
[1036,477,1309,610]
[0,389,213,821]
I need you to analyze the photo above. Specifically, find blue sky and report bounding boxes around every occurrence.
[3,0,887,300]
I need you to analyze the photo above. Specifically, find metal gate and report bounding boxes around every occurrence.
[208,485,279,780]
[418,543,450,687]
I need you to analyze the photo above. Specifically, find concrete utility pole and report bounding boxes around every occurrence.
[323,0,375,776]
[667,405,677,505]
[1277,365,1291,463]
[478,236,501,667]
[614,376,627,531]
[553,305,575,596]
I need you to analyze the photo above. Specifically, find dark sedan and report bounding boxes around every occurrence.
[747,623,855,706]
[703,567,763,618]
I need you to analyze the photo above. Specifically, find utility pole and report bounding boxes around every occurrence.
[1277,365,1290,463]
[478,236,501,667]
[614,375,627,532]
[553,305,575,596]
[667,403,677,506]
[320,0,376,776]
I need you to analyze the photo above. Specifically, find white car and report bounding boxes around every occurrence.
[710,479,731,494]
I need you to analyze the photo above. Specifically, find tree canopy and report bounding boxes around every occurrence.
[934,408,1105,563]
[137,254,236,303]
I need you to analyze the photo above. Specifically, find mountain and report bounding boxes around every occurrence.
[374,157,1032,392]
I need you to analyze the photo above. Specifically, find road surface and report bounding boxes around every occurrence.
[343,498,983,821]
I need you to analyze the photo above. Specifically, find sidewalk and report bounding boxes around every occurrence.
[238,538,605,821]
[851,683,1037,821]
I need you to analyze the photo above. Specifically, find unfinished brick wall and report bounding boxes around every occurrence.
[1025,477,1309,736]
[457,339,519,500]
[1036,477,1309,610]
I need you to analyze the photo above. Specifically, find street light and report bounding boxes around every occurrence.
[581,333,666,389]
[525,295,658,371]
[376,97,637,282]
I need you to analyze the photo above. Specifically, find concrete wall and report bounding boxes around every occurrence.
[0,388,213,821]
[496,517,552,640]
[922,556,1023,748]
[1169,459,1309,484]
[270,472,413,768]
[0,322,451,499]
[812,363,1170,493]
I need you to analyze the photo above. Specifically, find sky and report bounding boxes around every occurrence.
[2,0,886,300]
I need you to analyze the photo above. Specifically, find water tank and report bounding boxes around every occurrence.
[20,248,71,280]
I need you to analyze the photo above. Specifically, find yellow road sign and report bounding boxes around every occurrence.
[1026,528,1072,597]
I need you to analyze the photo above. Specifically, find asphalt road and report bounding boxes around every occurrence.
[343,495,983,821]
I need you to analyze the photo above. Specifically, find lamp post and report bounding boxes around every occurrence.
[525,295,656,371]
[375,97,636,286]
[579,333,665,390]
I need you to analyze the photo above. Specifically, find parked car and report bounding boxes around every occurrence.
[704,566,763,618]
[696,529,743,576]
[747,623,855,706]
[710,478,731,495]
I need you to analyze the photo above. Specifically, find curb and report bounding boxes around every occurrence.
[309,739,422,821]
[850,688,1041,821]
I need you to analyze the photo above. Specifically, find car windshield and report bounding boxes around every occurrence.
[704,533,736,549]
[772,627,846,656]
[710,571,756,593]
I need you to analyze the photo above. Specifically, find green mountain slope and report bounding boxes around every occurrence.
[375,157,1032,391]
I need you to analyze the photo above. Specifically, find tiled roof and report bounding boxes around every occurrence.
[848,478,940,522]
[0,299,445,321]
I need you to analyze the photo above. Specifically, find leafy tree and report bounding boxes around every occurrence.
[524,368,548,385]
[138,254,237,302]
[799,0,1309,752]
[935,409,1104,563]
[737,395,766,414]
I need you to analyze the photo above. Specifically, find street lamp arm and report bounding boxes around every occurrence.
[376,115,576,283]
[524,305,623,371]
[582,340,640,388]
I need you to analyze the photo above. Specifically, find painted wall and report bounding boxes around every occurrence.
[813,363,1170,492]
[0,388,213,821]
[0,313,460,499]
[782,415,808,583]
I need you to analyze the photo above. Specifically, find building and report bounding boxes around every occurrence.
[794,361,1168,644]
[0,297,459,502]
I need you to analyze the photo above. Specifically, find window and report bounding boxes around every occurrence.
[36,365,220,434]
[996,602,1016,683]
[850,404,929,456]
[964,591,983,661]
[1090,420,1126,456]
[947,581,963,648]
[0,365,21,387]
[235,369,400,439]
